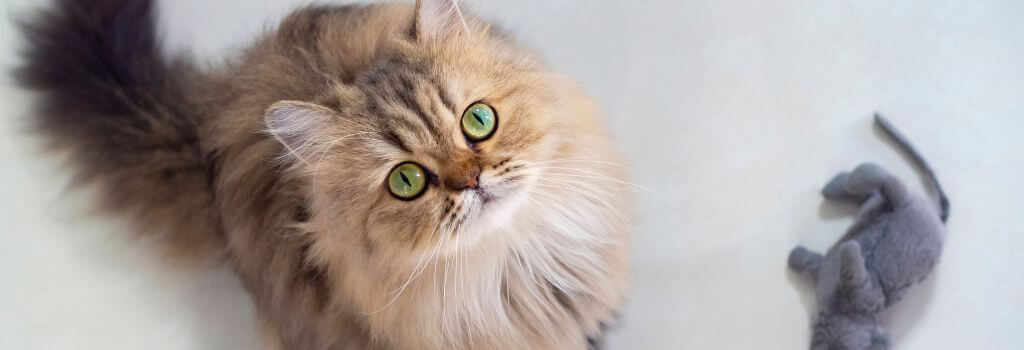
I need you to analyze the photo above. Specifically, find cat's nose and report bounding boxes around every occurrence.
[464,170,479,189]
[446,166,481,190]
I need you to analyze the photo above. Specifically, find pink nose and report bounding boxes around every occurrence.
[445,166,481,190]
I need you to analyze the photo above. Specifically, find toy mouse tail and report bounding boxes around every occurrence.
[874,113,950,223]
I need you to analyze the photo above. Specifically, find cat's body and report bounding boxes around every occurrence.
[17,0,631,349]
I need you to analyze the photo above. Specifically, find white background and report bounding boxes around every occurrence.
[2,0,1022,349]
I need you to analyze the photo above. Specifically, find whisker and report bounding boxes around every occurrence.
[525,189,615,245]
[527,158,627,168]
[527,165,686,212]
[440,234,450,340]
[531,170,687,225]
[531,181,630,224]
[363,207,451,315]
[457,213,469,341]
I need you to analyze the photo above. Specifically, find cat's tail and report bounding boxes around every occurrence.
[16,0,222,258]
[874,113,951,223]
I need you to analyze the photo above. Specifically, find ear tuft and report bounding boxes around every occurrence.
[413,0,469,41]
[264,101,335,165]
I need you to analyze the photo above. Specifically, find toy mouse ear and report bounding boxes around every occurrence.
[838,241,868,286]
[869,327,891,350]
[412,0,469,41]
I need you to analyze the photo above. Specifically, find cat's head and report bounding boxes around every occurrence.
[264,0,625,258]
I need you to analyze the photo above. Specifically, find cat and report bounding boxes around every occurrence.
[16,0,631,349]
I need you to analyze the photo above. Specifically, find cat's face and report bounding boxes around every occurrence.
[265,1,621,258]
[325,48,560,253]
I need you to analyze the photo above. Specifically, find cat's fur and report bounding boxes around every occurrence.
[788,115,949,350]
[16,0,631,349]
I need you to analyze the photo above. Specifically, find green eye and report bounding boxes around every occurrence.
[388,162,427,199]
[461,102,497,141]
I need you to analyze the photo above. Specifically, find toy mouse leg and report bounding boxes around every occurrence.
[821,172,871,203]
[788,246,823,281]
[856,192,887,221]
[842,193,890,234]
[844,163,908,204]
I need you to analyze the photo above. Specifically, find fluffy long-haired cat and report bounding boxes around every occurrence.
[17,0,631,348]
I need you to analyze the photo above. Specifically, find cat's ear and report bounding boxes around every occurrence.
[264,101,336,165]
[413,0,469,41]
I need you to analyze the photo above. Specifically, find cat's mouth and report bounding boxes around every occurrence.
[471,175,517,209]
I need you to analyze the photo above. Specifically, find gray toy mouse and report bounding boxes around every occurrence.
[788,114,950,350]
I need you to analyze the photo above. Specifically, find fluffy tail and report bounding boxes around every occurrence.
[874,113,951,223]
[16,0,222,258]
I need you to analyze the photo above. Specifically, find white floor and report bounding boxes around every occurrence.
[2,0,1023,349]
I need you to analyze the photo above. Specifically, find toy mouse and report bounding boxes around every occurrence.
[788,114,950,350]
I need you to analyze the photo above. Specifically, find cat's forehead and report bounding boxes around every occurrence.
[354,71,460,148]
[335,45,551,166]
